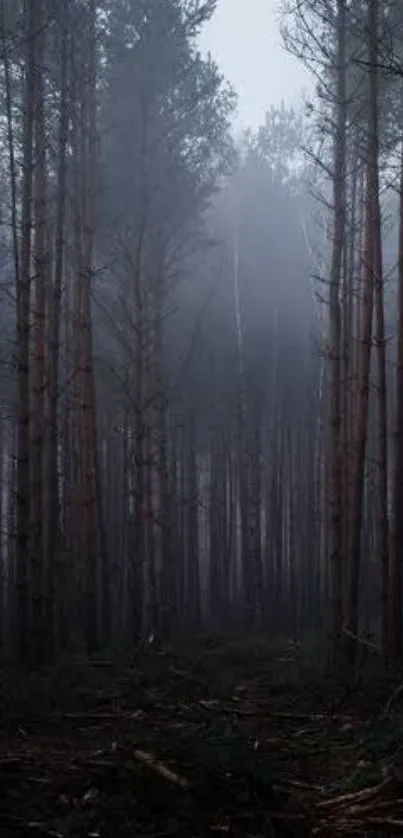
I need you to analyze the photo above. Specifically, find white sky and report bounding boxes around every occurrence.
[199,0,311,129]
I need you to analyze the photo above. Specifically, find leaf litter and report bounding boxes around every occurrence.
[0,637,403,836]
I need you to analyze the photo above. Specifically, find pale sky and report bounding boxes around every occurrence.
[199,0,311,129]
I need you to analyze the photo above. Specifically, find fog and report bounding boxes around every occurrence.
[3,2,403,833]
[0,0,400,667]
[200,0,312,127]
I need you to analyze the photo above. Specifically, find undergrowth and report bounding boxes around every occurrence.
[0,634,402,836]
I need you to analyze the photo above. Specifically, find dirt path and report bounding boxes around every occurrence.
[0,637,402,836]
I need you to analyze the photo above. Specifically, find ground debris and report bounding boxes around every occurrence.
[0,637,402,836]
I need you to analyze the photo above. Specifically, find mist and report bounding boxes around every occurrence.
[0,1,403,834]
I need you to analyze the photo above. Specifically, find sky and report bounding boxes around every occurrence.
[199,0,311,130]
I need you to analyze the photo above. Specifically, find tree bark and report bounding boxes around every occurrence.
[30,0,47,662]
[391,125,403,659]
[368,0,389,656]
[16,0,36,661]
[328,0,347,656]
[347,169,374,658]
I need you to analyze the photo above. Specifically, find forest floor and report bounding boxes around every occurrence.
[0,635,403,837]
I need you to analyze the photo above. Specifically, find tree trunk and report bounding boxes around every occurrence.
[347,167,374,657]
[30,0,47,662]
[16,0,36,661]
[187,413,200,626]
[47,0,69,634]
[368,0,389,655]
[328,0,347,656]
[391,127,403,659]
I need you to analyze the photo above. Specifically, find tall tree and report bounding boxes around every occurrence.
[16,0,36,661]
[328,0,347,655]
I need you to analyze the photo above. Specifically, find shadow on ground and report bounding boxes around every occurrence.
[0,635,402,836]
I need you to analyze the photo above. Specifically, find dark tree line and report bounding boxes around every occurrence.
[283,0,403,665]
[2,0,403,669]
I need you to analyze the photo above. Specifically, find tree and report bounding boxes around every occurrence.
[328,0,347,655]
[15,0,36,661]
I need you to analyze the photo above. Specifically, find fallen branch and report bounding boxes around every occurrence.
[287,778,323,792]
[217,704,333,722]
[364,816,403,828]
[342,625,380,653]
[133,749,190,788]
[342,797,403,818]
[317,779,390,810]
[62,712,127,721]
[383,682,403,717]
[328,815,403,831]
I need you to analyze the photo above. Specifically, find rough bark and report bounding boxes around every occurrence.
[30,0,47,662]
[368,0,389,656]
[347,168,374,655]
[47,0,69,601]
[16,0,36,661]
[328,0,347,655]
[391,129,403,659]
